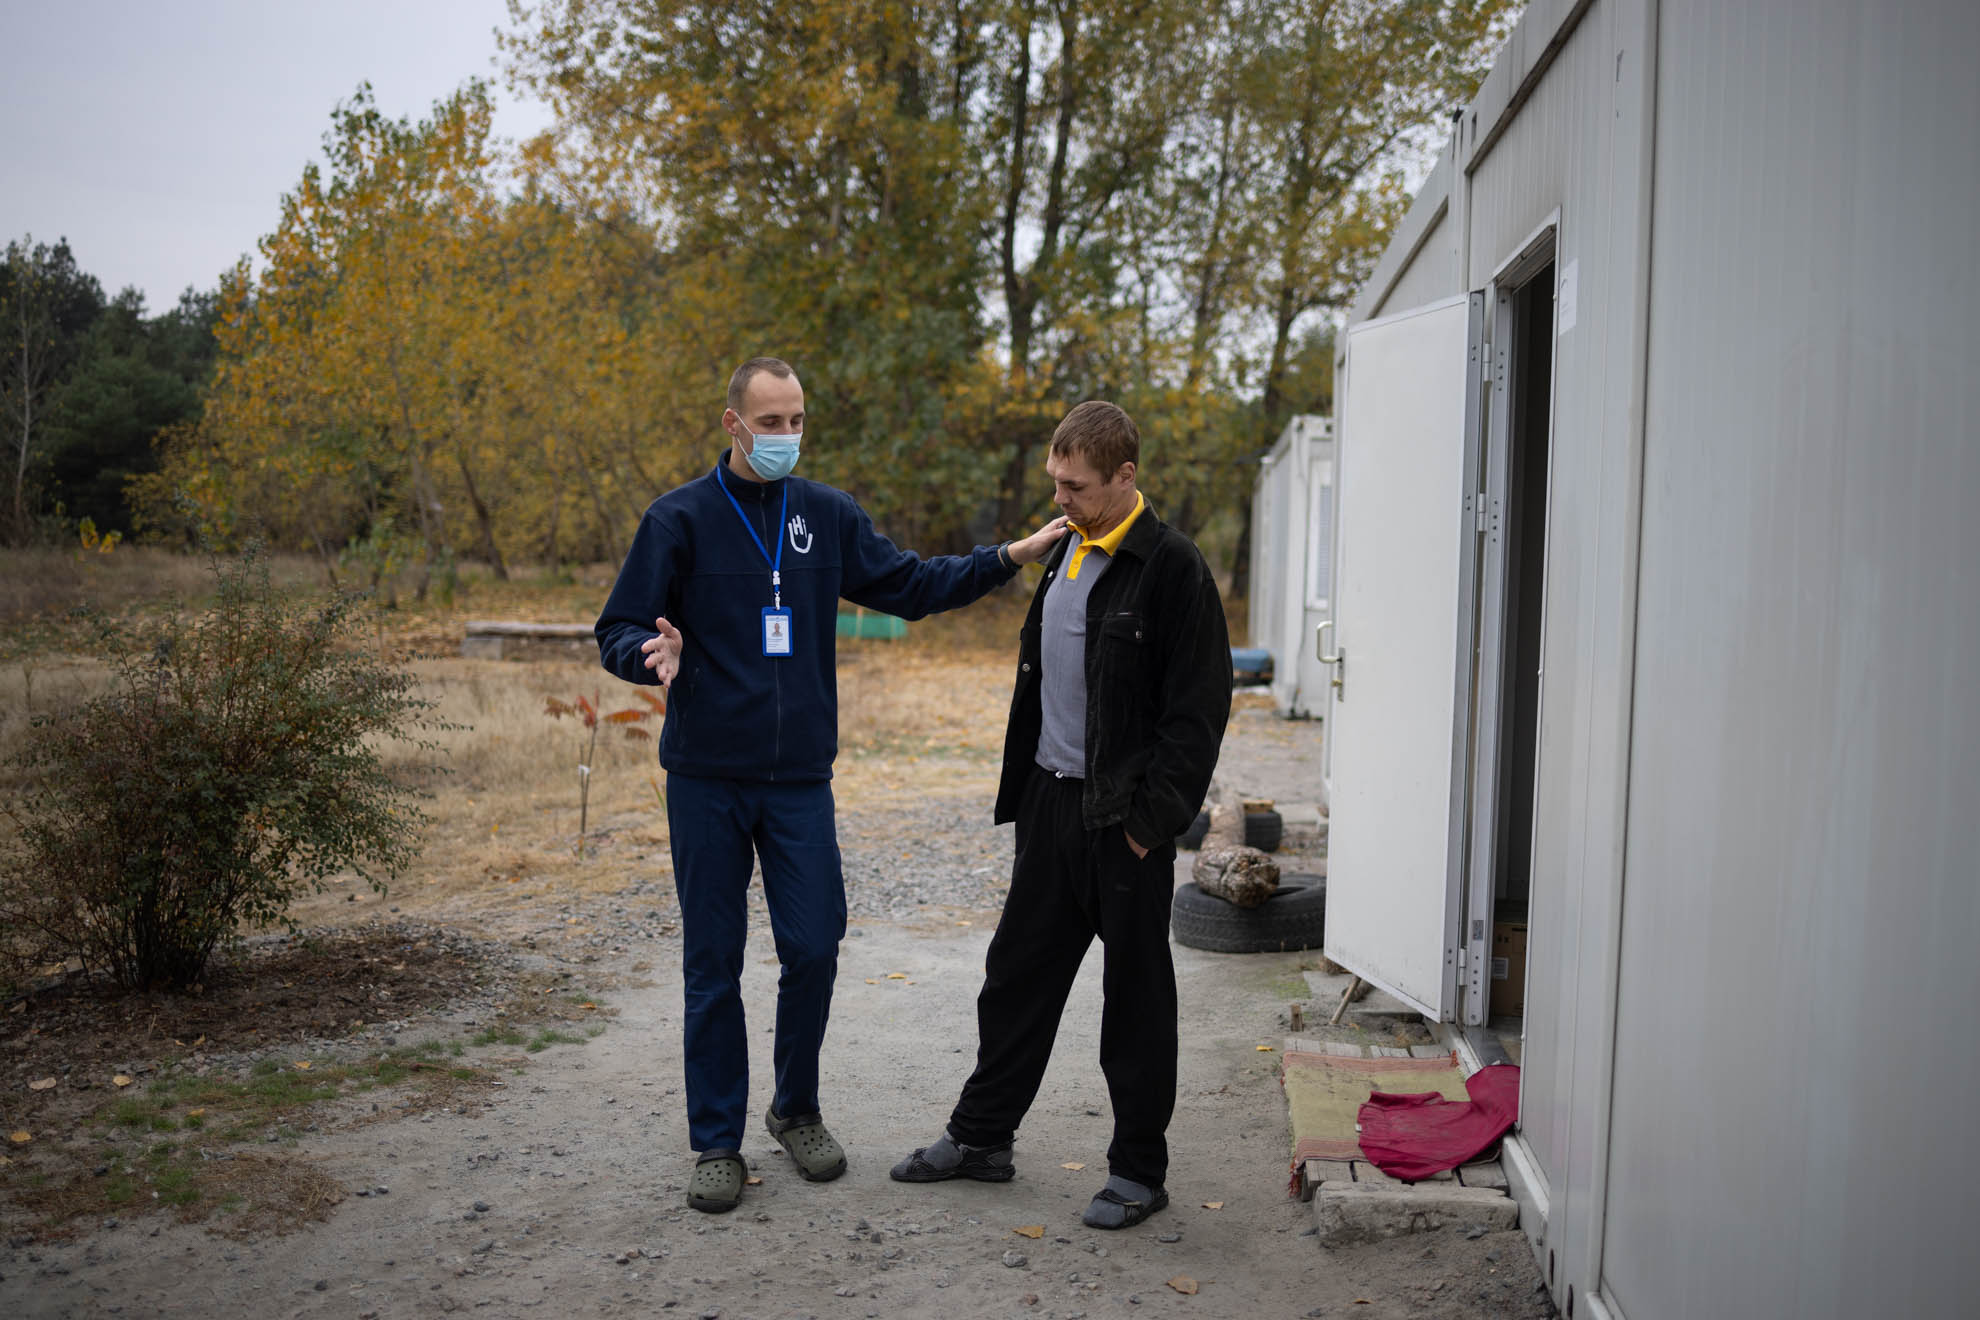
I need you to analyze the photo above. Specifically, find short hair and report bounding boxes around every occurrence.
[727,357,797,412]
[1049,400,1139,477]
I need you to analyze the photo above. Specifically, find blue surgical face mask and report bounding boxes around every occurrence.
[739,422,802,481]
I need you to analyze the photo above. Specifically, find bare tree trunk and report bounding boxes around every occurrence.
[455,450,509,579]
[1233,287,1299,602]
[998,8,1037,386]
[11,303,39,540]
[384,347,445,601]
[1230,500,1255,602]
[311,532,341,587]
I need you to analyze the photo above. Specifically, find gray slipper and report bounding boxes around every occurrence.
[687,1148,746,1213]
[889,1130,1016,1183]
[1082,1176,1168,1229]
[766,1107,847,1182]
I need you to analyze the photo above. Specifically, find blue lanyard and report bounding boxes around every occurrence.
[717,470,786,608]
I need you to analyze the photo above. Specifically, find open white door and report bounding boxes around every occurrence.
[1322,293,1484,1019]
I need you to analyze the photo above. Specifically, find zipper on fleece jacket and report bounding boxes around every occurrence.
[762,496,783,779]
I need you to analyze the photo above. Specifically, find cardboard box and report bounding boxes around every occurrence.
[1489,920,1528,1018]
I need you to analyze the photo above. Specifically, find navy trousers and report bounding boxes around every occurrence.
[665,773,846,1152]
[947,767,1180,1187]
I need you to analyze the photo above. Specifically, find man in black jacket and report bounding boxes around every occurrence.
[891,400,1233,1229]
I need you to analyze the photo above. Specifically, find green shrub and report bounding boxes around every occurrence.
[0,551,443,990]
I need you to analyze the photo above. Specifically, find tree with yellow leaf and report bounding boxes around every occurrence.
[145,2,1515,575]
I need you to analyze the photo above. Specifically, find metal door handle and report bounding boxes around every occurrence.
[1316,621,1346,700]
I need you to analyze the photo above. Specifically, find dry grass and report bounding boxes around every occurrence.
[292,638,1020,929]
[0,657,108,766]
[0,554,1084,938]
[0,638,1026,943]
[0,546,322,633]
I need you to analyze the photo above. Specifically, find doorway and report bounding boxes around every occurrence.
[1462,239,1558,1034]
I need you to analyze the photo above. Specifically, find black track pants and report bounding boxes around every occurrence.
[948,766,1179,1187]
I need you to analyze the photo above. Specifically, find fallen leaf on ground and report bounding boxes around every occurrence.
[293,1061,312,1070]
[1255,1045,1275,1052]
[865,978,878,984]
[186,1108,206,1118]
[1013,1225,1044,1239]
[192,1034,205,1046]
[886,972,908,980]
[581,1002,598,1010]
[955,920,972,926]
[113,1075,133,1088]
[1167,1276,1199,1295]
[28,1077,56,1091]
[7,1131,31,1144]
[1202,1201,1225,1210]
[1060,1162,1086,1170]
[745,1176,763,1186]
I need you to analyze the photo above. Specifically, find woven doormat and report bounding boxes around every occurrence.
[1282,1047,1465,1170]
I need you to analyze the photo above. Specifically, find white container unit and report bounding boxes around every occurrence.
[1319,2,1977,1317]
[1247,414,1334,719]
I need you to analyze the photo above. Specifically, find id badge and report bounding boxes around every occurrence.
[762,607,793,657]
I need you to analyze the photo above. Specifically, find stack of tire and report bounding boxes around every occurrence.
[1171,804,1325,954]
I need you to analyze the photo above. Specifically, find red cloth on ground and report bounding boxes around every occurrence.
[1357,1063,1521,1181]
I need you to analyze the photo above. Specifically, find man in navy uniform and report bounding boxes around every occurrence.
[596,357,1066,1213]
[890,400,1231,1230]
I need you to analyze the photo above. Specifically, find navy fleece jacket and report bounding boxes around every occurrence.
[597,456,1018,782]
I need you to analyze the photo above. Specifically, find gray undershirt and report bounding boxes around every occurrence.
[1035,548,1113,778]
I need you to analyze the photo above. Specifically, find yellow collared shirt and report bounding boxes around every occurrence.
[1064,491,1145,581]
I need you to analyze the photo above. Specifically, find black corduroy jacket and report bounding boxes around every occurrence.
[992,500,1233,847]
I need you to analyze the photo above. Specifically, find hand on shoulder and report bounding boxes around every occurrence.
[1006,516,1070,567]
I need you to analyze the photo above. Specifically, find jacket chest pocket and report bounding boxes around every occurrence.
[1099,613,1146,646]
[1097,614,1149,669]
[1094,614,1153,719]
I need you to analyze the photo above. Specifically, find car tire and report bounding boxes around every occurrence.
[1243,809,1283,853]
[1177,809,1211,850]
[1170,874,1326,954]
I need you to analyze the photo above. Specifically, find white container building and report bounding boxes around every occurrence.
[1317,2,1976,1316]
[1248,414,1334,718]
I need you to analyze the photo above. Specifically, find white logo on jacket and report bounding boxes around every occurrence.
[788,514,813,554]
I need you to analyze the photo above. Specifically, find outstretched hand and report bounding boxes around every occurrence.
[1006,515,1071,566]
[641,616,684,686]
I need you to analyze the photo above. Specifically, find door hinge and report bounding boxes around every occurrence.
[1474,495,1488,532]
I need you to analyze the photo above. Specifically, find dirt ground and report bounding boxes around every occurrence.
[2,931,1550,1320]
[1,600,1552,1319]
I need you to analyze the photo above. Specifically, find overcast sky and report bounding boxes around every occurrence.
[1,0,552,310]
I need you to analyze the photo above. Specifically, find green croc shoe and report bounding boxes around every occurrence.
[766,1106,848,1182]
[687,1148,747,1213]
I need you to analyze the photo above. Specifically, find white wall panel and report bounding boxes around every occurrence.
[1608,2,1980,1315]
[1373,210,1459,318]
